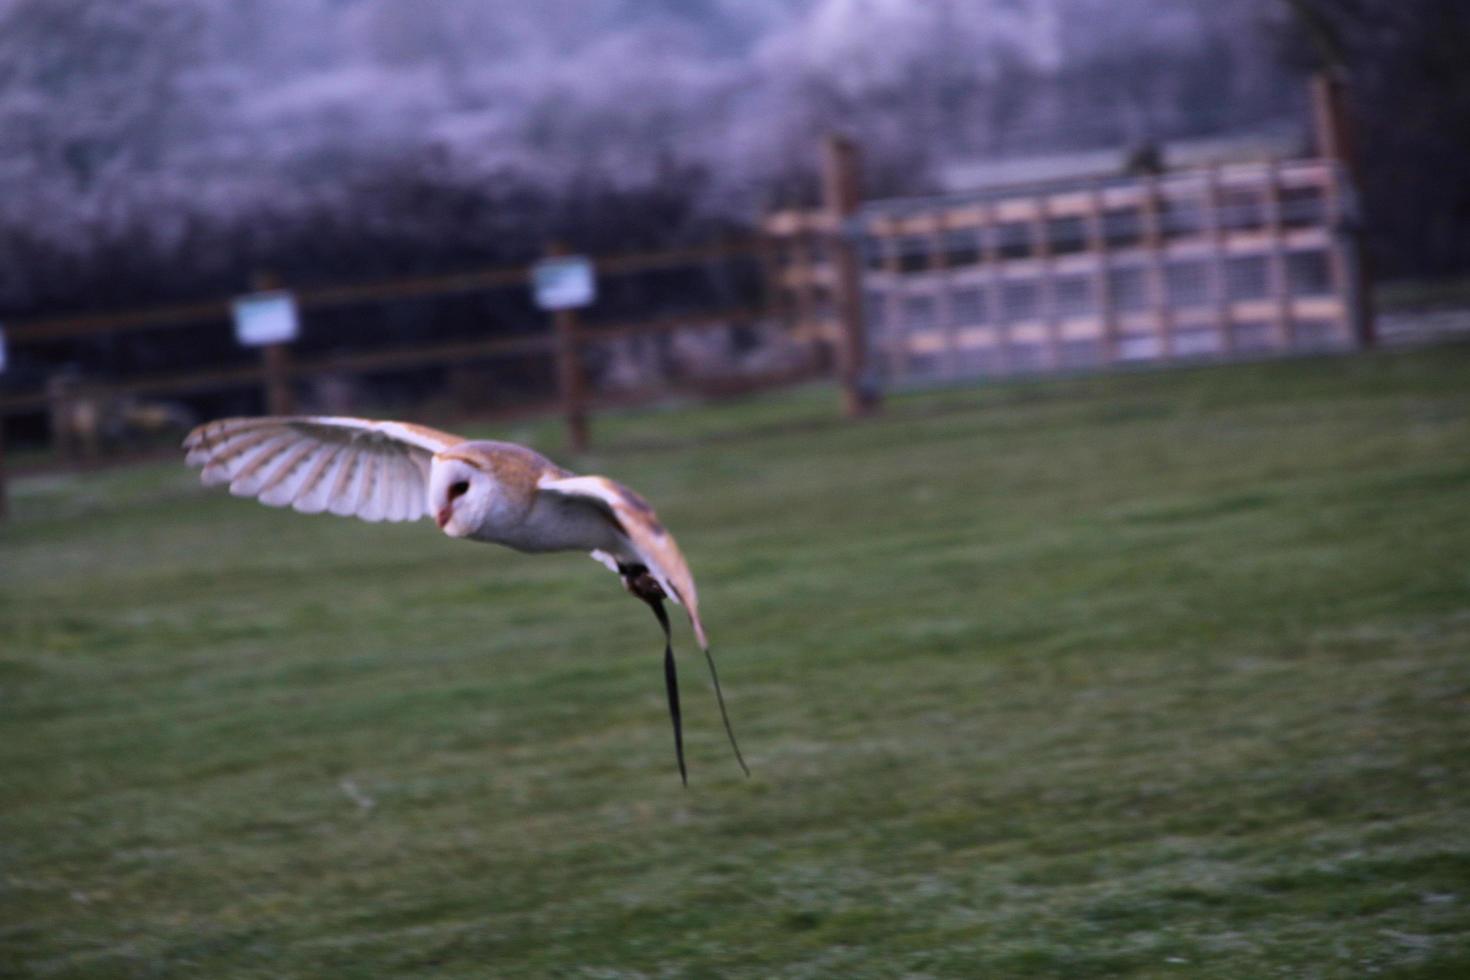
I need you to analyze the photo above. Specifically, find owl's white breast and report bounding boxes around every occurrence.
[470,489,625,555]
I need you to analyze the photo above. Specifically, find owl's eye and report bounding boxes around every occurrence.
[448,480,470,500]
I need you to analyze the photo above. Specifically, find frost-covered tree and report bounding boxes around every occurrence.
[0,0,209,192]
[0,0,1318,315]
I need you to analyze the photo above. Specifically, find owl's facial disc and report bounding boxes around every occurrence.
[430,459,481,538]
[437,478,469,530]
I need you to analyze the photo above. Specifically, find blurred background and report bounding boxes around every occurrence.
[5,4,1470,976]
[1,0,1468,470]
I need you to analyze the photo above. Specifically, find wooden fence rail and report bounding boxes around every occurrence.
[0,231,818,523]
[0,238,778,424]
[3,237,763,345]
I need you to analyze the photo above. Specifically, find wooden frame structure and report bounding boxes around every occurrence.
[768,157,1365,392]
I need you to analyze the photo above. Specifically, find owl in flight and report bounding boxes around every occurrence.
[184,415,747,784]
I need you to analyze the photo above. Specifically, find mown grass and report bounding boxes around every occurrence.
[3,347,1470,978]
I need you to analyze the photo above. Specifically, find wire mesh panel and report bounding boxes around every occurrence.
[851,159,1361,390]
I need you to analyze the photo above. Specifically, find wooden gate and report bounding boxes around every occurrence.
[852,158,1367,388]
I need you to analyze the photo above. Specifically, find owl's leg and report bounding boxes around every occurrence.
[619,563,685,786]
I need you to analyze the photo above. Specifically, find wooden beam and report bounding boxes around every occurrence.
[4,240,763,345]
[1084,180,1118,365]
[880,225,906,384]
[1263,160,1295,350]
[821,133,877,416]
[1032,194,1061,370]
[1141,175,1174,360]
[580,306,764,342]
[1204,165,1234,355]
[252,272,294,415]
[927,212,958,380]
[1311,72,1375,348]
[980,200,1009,374]
[546,243,589,452]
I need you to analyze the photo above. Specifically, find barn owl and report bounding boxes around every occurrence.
[183,415,747,785]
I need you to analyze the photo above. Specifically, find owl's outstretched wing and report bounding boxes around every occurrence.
[536,473,709,649]
[184,416,463,523]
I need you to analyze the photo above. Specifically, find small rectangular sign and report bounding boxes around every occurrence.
[532,256,596,311]
[232,291,300,347]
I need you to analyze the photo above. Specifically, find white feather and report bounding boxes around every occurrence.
[383,452,408,522]
[396,454,421,521]
[185,416,461,525]
[328,450,366,517]
[358,454,387,523]
[291,444,344,514]
[228,433,295,498]
[257,442,317,508]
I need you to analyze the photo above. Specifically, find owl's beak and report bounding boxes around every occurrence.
[435,505,452,530]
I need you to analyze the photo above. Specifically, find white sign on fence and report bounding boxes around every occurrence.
[531,256,596,311]
[232,291,300,347]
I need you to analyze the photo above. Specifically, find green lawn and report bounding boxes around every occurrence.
[4,347,1470,978]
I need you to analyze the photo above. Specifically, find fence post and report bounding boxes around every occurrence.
[821,134,878,417]
[546,243,590,452]
[1311,73,1357,182]
[1140,174,1174,361]
[47,373,77,459]
[1263,160,1295,351]
[1311,72,1376,348]
[1085,180,1118,366]
[927,212,957,380]
[878,218,904,382]
[981,200,1010,373]
[1033,194,1061,370]
[252,271,295,415]
[1204,164,1233,355]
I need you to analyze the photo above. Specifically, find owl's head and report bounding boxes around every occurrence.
[429,454,491,538]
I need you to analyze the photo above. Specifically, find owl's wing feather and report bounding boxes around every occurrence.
[537,473,709,649]
[184,416,462,523]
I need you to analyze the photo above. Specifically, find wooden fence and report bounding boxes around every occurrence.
[846,157,1367,387]
[0,237,834,453]
[0,75,1375,518]
[761,75,1371,399]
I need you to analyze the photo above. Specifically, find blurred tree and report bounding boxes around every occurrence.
[15,0,1448,320]
[0,0,209,191]
[1277,0,1470,278]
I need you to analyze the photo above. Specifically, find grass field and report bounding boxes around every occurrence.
[4,346,1470,978]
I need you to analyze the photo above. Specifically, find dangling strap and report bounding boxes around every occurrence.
[649,598,686,787]
[702,646,750,777]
